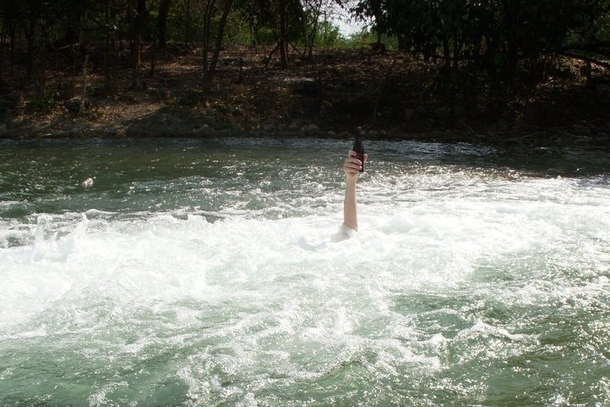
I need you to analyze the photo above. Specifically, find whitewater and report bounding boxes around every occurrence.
[0,138,609,406]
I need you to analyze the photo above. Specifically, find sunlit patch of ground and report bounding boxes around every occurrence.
[2,44,609,147]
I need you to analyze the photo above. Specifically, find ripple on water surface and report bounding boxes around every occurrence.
[1,138,610,406]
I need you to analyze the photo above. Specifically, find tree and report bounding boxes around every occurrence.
[129,0,150,89]
[19,0,65,94]
[157,0,171,48]
[62,0,89,45]
[100,0,124,92]
[0,0,20,78]
[237,0,305,67]
[195,0,234,91]
[352,0,610,83]
[557,0,610,71]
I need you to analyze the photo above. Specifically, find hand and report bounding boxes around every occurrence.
[343,150,368,182]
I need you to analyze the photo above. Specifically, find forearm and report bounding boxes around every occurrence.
[343,178,358,231]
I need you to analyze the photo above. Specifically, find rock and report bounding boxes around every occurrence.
[301,124,322,137]
[64,96,91,114]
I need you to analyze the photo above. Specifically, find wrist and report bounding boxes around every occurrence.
[345,175,358,184]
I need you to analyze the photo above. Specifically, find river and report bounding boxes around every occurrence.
[0,137,609,406]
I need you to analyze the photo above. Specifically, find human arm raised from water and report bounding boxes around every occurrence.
[342,150,368,233]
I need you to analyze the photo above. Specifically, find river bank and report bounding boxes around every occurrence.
[1,45,609,149]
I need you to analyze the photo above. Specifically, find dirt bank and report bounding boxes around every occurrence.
[1,45,609,149]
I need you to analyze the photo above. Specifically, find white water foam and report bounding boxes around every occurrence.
[1,174,607,325]
[1,158,610,405]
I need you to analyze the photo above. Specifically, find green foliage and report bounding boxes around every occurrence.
[1,0,608,116]
[27,92,63,113]
[352,0,610,81]
[313,21,342,47]
[232,0,306,45]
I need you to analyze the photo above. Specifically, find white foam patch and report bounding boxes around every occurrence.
[1,156,610,405]
[1,173,609,333]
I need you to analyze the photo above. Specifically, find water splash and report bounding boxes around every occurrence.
[1,138,609,406]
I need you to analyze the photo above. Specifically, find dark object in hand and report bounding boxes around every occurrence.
[352,129,365,172]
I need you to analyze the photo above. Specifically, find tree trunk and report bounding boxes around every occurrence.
[158,0,171,49]
[131,0,149,89]
[442,36,451,69]
[63,2,84,45]
[201,0,215,89]
[24,0,38,84]
[184,0,191,46]
[278,0,288,67]
[104,0,118,92]
[9,20,16,77]
[202,0,233,92]
[452,28,460,69]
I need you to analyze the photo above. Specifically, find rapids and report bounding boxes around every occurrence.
[0,138,609,406]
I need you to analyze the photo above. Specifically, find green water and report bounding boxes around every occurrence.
[0,138,609,406]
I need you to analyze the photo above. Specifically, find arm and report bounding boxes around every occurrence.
[342,150,367,232]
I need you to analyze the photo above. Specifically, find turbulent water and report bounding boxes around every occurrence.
[0,137,609,406]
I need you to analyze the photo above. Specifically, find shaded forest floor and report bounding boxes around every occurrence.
[1,44,609,148]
